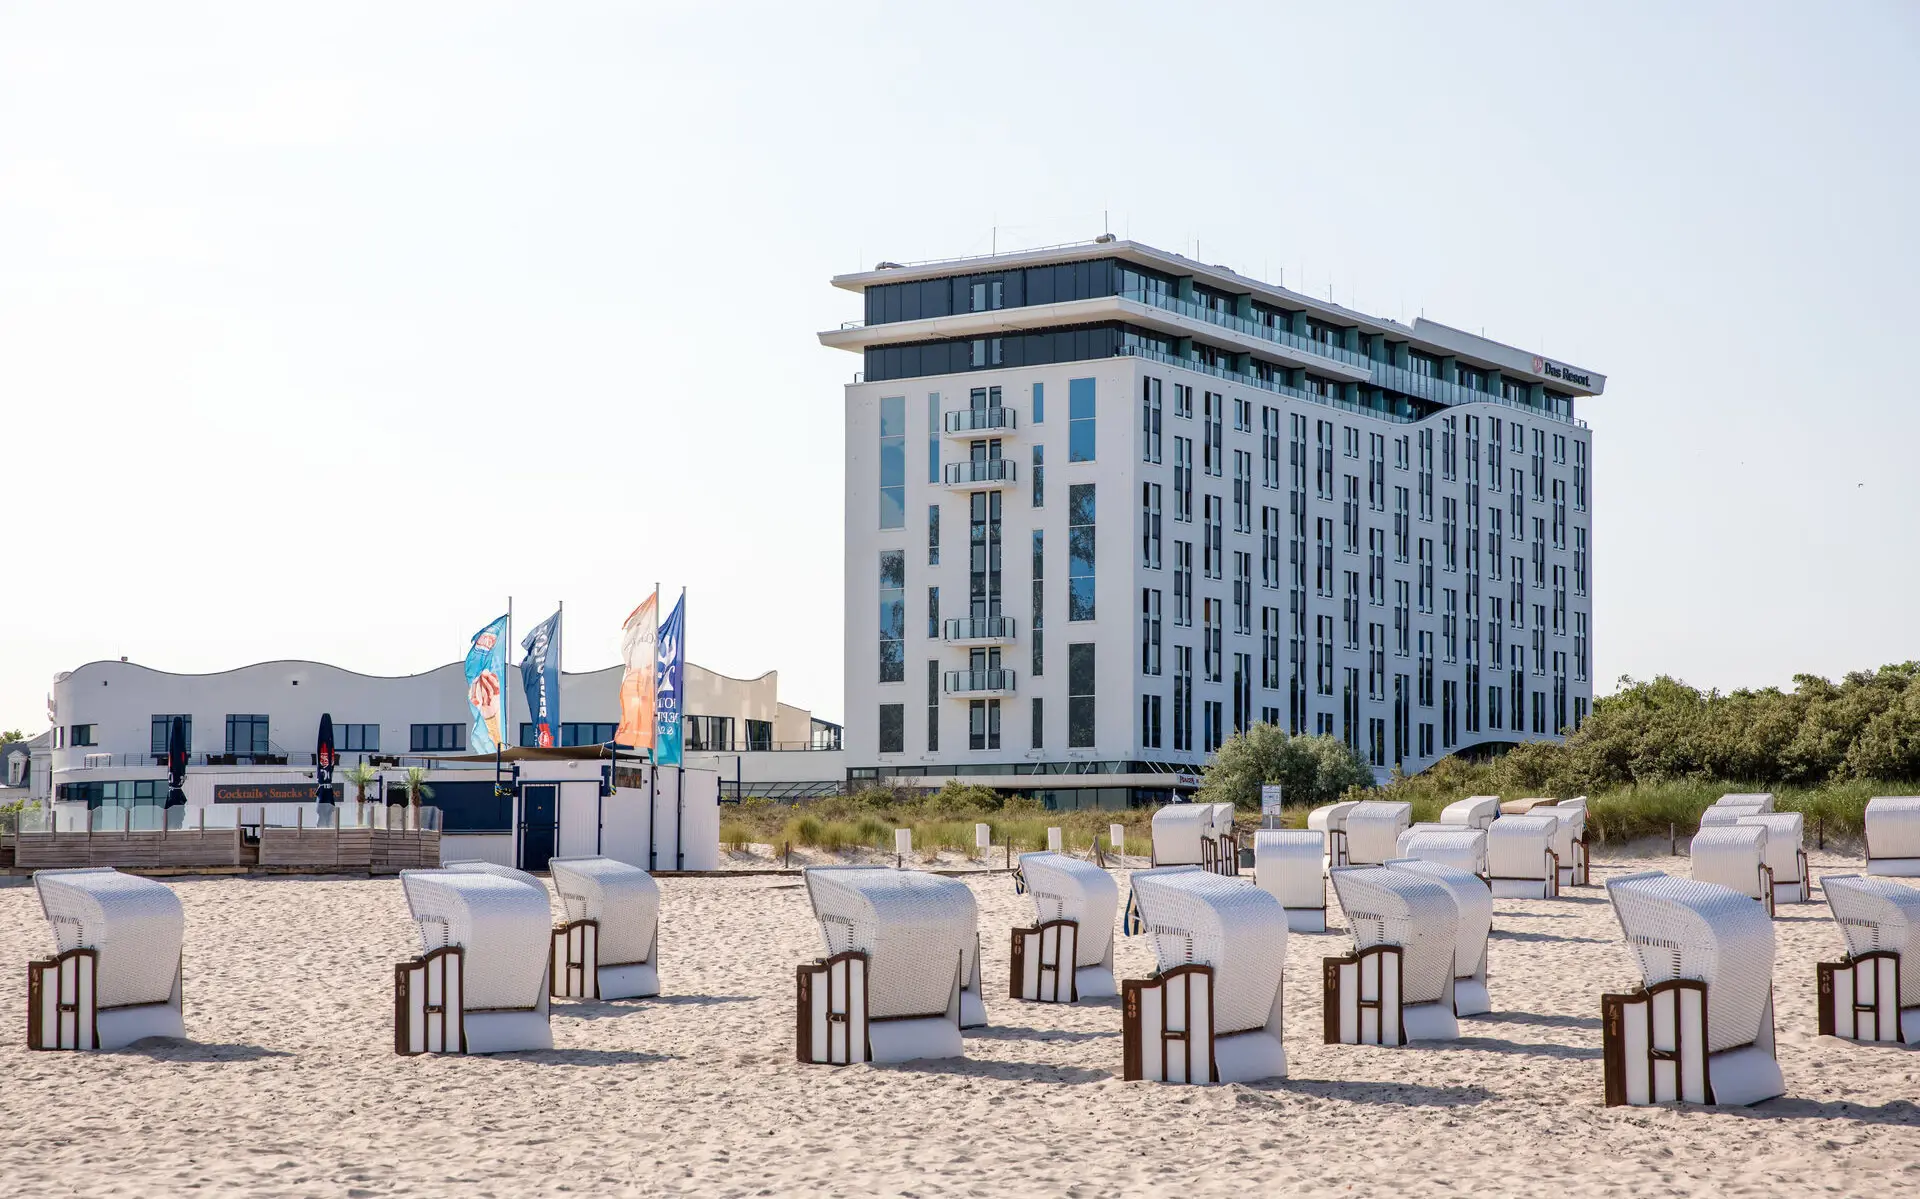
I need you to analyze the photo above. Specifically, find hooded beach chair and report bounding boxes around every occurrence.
[1010,851,1117,1002]
[1253,828,1328,932]
[1500,796,1557,816]
[1689,825,1774,917]
[1151,803,1215,868]
[1486,814,1560,898]
[1389,857,1494,1016]
[1325,865,1461,1044]
[1736,814,1809,907]
[1440,796,1501,830]
[1817,874,1920,1044]
[1865,796,1920,877]
[28,868,185,1051]
[1307,801,1360,872]
[548,857,660,1000]
[1343,801,1413,867]
[1716,793,1776,813]
[441,859,546,891]
[1121,866,1287,1084]
[797,867,983,1065]
[395,869,553,1054]
[1205,803,1241,875]
[1396,826,1488,877]
[1546,798,1590,887]
[1602,871,1782,1106]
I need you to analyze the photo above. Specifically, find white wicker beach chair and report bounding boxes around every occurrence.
[1689,825,1774,916]
[1344,802,1413,867]
[1253,829,1328,932]
[1817,874,1920,1044]
[1602,872,1782,1106]
[1699,806,1763,828]
[1486,814,1560,898]
[1735,814,1809,906]
[548,857,660,1000]
[798,867,983,1065]
[1716,793,1776,813]
[1396,826,1489,877]
[396,869,553,1054]
[1121,866,1287,1084]
[1545,800,1590,887]
[1151,804,1215,868]
[1389,857,1494,1016]
[1440,796,1501,830]
[1011,852,1117,1002]
[1308,800,1360,872]
[28,868,185,1050]
[1865,797,1920,877]
[1326,865,1461,1043]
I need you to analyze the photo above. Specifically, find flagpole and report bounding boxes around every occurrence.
[505,596,514,757]
[557,598,565,747]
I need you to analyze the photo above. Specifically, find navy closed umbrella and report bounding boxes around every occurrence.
[315,713,336,805]
[165,717,188,808]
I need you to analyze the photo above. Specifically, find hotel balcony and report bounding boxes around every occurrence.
[944,668,1017,697]
[942,459,1015,489]
[943,406,1017,437]
[942,616,1017,645]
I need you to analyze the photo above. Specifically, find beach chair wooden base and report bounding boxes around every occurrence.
[1603,980,1780,1106]
[1010,918,1079,1003]
[1123,964,1215,1083]
[551,919,599,999]
[1323,945,1406,1045]
[395,946,465,1055]
[1818,951,1917,1043]
[27,948,97,1051]
[797,950,870,1065]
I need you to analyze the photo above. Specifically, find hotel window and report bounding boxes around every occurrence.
[968,337,1003,367]
[1031,697,1043,749]
[410,723,464,753]
[1203,495,1222,579]
[1141,694,1162,749]
[1142,588,1163,675]
[1142,377,1163,463]
[1068,484,1096,621]
[879,396,905,529]
[70,724,97,747]
[149,715,193,755]
[1234,552,1252,634]
[1260,406,1280,489]
[969,278,1003,312]
[1233,451,1251,532]
[1068,643,1096,748]
[928,395,940,484]
[928,586,940,638]
[926,661,940,751]
[337,723,379,752]
[1575,611,1589,682]
[1142,483,1162,569]
[1031,443,1044,507]
[1573,439,1588,510]
[1205,700,1224,754]
[928,504,940,565]
[1261,505,1281,589]
[879,703,903,754]
[541,722,617,748]
[1174,541,1193,626]
[226,714,270,755]
[1069,377,1097,461]
[1233,652,1252,734]
[968,698,1000,751]
[1173,646,1193,751]
[1574,526,1588,596]
[1203,393,1223,476]
[878,550,905,683]
[1203,599,1223,682]
[1234,397,1251,432]
[1032,381,1044,423]
[1031,530,1045,677]
[1262,606,1283,689]
[1173,437,1193,521]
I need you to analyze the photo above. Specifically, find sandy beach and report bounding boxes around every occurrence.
[2,851,1916,1198]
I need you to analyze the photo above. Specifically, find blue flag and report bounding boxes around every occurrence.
[654,594,685,766]
[520,610,562,749]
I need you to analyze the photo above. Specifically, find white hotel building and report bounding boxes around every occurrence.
[824,239,1602,809]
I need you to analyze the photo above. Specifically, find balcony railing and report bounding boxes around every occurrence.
[943,616,1017,642]
[1119,288,1372,371]
[945,668,1017,695]
[1370,361,1583,425]
[943,406,1017,435]
[943,458,1015,486]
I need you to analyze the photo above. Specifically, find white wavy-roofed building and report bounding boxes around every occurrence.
[36,655,844,809]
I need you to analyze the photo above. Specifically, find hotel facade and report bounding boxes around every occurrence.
[824,239,1602,808]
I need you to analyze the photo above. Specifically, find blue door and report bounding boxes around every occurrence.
[519,784,557,872]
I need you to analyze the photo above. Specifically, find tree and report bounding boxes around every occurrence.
[399,766,434,807]
[342,761,379,805]
[1197,725,1374,810]
[0,729,24,744]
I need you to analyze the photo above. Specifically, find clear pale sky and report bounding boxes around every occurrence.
[2,2,1916,733]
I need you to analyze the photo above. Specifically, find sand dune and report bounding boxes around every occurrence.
[1,851,1915,1197]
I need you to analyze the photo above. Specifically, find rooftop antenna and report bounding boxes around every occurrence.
[1104,209,1109,236]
